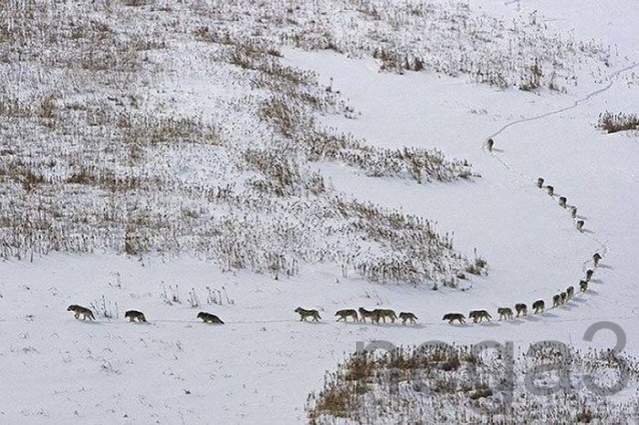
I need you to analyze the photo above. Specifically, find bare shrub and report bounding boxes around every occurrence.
[519,59,544,91]
[597,111,639,133]
[307,345,639,424]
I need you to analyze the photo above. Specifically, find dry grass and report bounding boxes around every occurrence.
[597,111,639,134]
[0,0,483,287]
[307,344,639,424]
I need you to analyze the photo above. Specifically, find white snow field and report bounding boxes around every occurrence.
[1,0,639,423]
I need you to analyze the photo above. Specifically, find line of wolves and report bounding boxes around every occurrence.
[443,254,600,324]
[488,141,587,233]
[67,305,224,324]
[536,176,587,231]
[294,307,418,325]
[69,251,602,328]
[296,254,599,326]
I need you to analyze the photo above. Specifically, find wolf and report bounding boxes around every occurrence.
[469,310,492,323]
[593,253,602,267]
[197,312,224,324]
[497,307,513,320]
[560,292,567,304]
[576,220,585,231]
[398,312,418,325]
[295,307,321,322]
[67,305,95,321]
[580,280,588,292]
[532,299,545,314]
[515,303,527,317]
[552,294,561,307]
[124,310,147,322]
[372,309,397,324]
[547,185,554,196]
[335,309,359,322]
[585,269,594,282]
[486,138,494,152]
[358,307,376,323]
[558,196,567,208]
[443,313,465,324]
[566,286,574,300]
[537,177,544,188]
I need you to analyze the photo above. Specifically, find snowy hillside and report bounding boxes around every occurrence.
[1,0,639,423]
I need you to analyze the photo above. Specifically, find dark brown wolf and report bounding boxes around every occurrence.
[469,310,492,323]
[515,303,527,317]
[442,313,465,324]
[197,312,224,324]
[398,312,418,324]
[124,310,147,322]
[532,299,545,314]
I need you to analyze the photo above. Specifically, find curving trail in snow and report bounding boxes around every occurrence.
[485,61,639,180]
[487,62,639,142]
[484,60,639,276]
[284,47,639,326]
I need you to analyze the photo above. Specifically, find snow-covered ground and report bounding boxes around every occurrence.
[1,0,639,423]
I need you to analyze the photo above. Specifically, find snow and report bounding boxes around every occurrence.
[2,0,639,423]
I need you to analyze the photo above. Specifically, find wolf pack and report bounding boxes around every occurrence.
[293,251,602,326]
[66,305,224,325]
[68,250,600,328]
[439,261,595,325]
[294,307,418,325]
[66,144,605,328]
[68,175,603,328]
[537,175,590,232]
[293,167,605,327]
[68,249,601,328]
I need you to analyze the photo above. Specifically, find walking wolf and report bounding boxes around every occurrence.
[532,300,545,314]
[515,303,527,317]
[593,253,602,266]
[295,307,321,322]
[497,307,513,320]
[552,294,561,307]
[358,307,375,323]
[399,312,418,324]
[443,313,465,324]
[372,309,397,324]
[335,309,358,322]
[67,305,95,321]
[197,312,224,324]
[469,310,492,323]
[124,310,147,322]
